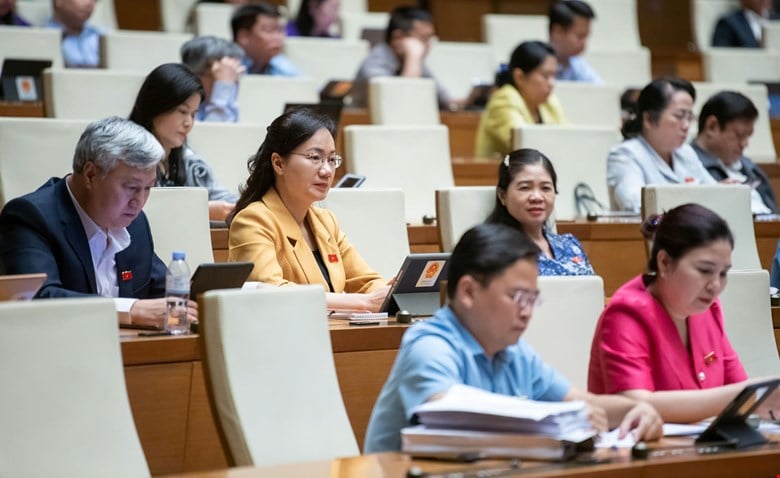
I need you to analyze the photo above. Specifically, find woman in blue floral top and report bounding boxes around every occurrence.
[485,148,594,276]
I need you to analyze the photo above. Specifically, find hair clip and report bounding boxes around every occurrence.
[651,213,664,227]
[503,155,510,168]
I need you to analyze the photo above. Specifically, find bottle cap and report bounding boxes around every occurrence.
[172,251,186,260]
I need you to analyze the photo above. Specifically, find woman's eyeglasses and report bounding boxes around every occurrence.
[290,151,342,169]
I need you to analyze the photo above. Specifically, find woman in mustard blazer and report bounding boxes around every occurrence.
[228,108,389,311]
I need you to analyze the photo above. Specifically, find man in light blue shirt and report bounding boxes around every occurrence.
[364,223,662,453]
[548,0,602,84]
[181,36,245,123]
[45,0,103,68]
[231,2,300,77]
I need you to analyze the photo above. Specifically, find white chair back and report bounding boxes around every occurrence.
[481,14,547,67]
[187,121,264,196]
[691,82,776,163]
[0,117,89,205]
[340,0,367,13]
[427,41,495,100]
[238,75,319,127]
[555,81,622,128]
[524,275,605,389]
[201,286,359,466]
[582,48,652,89]
[283,38,369,87]
[43,67,145,119]
[0,297,148,477]
[512,125,621,220]
[368,77,439,125]
[692,0,740,51]
[718,269,780,377]
[0,26,63,68]
[101,30,192,70]
[436,186,496,252]
[763,21,780,50]
[642,185,761,270]
[144,187,214,270]
[586,0,642,51]
[195,2,234,38]
[317,188,410,279]
[339,11,389,40]
[344,125,453,223]
[160,0,199,33]
[702,48,780,83]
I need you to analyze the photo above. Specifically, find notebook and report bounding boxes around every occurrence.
[379,253,450,315]
[0,273,46,301]
[0,59,52,101]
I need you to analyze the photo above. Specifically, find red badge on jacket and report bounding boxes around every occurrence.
[328,254,338,263]
[121,270,133,281]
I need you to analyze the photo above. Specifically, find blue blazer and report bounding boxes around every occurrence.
[712,10,761,48]
[0,177,167,299]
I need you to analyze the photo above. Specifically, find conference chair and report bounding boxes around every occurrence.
[194,2,233,38]
[144,187,214,270]
[187,121,265,197]
[554,81,622,128]
[238,75,319,127]
[691,81,776,163]
[692,0,740,51]
[317,188,410,279]
[763,22,780,51]
[160,0,199,33]
[339,11,388,40]
[0,26,63,68]
[436,186,496,252]
[481,14,547,67]
[200,286,359,466]
[582,48,652,89]
[702,48,780,83]
[101,30,193,70]
[0,297,149,477]
[512,124,621,220]
[585,0,642,51]
[344,124,454,223]
[43,68,145,119]
[426,41,495,100]
[0,117,88,205]
[13,0,117,30]
[368,77,439,125]
[642,184,761,270]
[284,38,369,88]
[718,269,780,377]
[524,275,606,389]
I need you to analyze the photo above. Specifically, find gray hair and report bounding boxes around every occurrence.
[72,116,164,174]
[180,36,245,76]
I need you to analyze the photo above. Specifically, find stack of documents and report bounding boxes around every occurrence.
[402,385,596,461]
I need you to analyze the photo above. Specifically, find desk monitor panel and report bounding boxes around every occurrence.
[0,59,52,101]
[190,262,254,298]
[0,273,46,301]
[380,253,450,316]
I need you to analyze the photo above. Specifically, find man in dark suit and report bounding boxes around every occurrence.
[712,0,770,47]
[0,116,198,326]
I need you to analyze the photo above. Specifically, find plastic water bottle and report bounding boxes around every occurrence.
[165,251,190,335]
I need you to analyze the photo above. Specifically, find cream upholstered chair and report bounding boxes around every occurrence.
[0,117,88,204]
[692,0,740,51]
[238,75,319,127]
[0,26,63,68]
[368,77,439,125]
[101,30,193,70]
[283,38,369,87]
[642,185,760,270]
[195,2,234,38]
[160,0,199,33]
[187,121,264,196]
[43,68,145,119]
[344,124,453,223]
[436,186,496,252]
[582,48,652,89]
[339,11,389,40]
[317,188,410,279]
[144,187,214,271]
[585,0,642,51]
[427,41,495,100]
[482,14,547,67]
[718,269,780,377]
[555,81,622,128]
[691,82,776,163]
[200,286,359,466]
[702,48,780,83]
[512,125,621,220]
[763,22,780,51]
[524,275,605,389]
[0,298,148,477]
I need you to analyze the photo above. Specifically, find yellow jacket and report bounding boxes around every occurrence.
[228,187,385,293]
[475,84,568,158]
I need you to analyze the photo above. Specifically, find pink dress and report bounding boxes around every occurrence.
[588,275,747,394]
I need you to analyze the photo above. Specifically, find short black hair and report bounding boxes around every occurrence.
[621,76,696,139]
[549,0,595,32]
[447,223,540,299]
[231,2,280,41]
[385,6,433,44]
[697,90,759,132]
[495,41,556,88]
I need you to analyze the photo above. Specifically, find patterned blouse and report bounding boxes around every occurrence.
[538,232,594,276]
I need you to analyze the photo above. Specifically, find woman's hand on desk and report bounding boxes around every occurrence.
[129,298,199,327]
[363,286,391,312]
[619,402,663,441]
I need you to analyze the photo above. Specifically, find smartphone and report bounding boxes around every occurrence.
[335,174,366,188]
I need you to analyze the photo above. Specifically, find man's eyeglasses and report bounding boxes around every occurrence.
[290,151,342,169]
[508,288,542,309]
